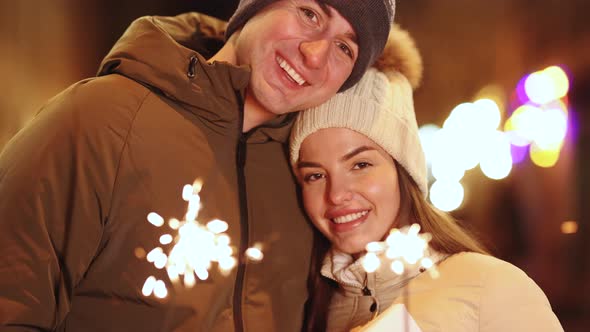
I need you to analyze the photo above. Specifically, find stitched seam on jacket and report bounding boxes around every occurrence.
[104,88,151,220]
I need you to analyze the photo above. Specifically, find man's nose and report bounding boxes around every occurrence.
[300,39,330,69]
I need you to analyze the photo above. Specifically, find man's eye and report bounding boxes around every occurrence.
[336,42,353,58]
[300,7,319,24]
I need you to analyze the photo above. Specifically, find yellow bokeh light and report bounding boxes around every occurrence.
[544,66,569,99]
[524,66,570,105]
[561,221,578,234]
[530,143,560,168]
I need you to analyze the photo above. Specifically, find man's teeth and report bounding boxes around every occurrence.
[277,56,306,86]
[332,211,368,224]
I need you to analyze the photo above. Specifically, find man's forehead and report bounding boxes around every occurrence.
[298,0,358,40]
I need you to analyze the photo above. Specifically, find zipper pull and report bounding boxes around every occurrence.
[362,286,378,313]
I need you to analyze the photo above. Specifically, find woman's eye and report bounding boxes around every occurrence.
[353,162,371,170]
[300,7,319,24]
[304,173,324,182]
[336,42,353,58]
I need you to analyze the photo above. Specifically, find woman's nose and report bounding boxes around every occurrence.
[326,178,353,205]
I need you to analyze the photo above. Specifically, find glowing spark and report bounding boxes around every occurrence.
[362,252,381,273]
[391,260,405,275]
[147,212,164,227]
[142,276,157,296]
[207,219,229,234]
[159,234,173,245]
[154,280,168,299]
[169,218,181,230]
[147,247,163,263]
[363,223,438,278]
[245,246,264,262]
[134,247,146,259]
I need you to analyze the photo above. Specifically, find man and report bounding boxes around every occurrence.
[0,0,395,331]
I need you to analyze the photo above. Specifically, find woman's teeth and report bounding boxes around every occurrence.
[332,211,368,224]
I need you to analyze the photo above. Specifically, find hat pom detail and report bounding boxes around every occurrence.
[374,24,423,90]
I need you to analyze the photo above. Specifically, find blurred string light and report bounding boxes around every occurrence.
[419,65,571,212]
[506,65,570,168]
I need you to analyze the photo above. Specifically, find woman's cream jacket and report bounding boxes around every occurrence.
[322,251,564,331]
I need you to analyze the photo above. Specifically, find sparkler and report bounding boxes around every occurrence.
[361,223,439,278]
[141,179,263,298]
[359,223,436,332]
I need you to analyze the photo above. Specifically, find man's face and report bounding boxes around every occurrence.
[234,0,358,117]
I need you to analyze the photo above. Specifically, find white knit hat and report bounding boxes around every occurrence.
[290,25,428,197]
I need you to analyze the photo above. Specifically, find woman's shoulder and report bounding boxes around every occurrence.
[438,252,563,331]
[436,252,521,280]
[435,252,547,301]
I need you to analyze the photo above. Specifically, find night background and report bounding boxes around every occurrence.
[1,0,589,330]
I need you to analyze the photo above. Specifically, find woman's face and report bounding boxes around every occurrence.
[296,128,401,255]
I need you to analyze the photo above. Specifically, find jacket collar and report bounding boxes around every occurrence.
[321,248,448,295]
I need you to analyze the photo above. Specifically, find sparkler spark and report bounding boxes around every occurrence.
[362,223,439,278]
[141,180,239,298]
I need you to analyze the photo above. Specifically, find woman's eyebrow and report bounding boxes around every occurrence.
[341,146,375,162]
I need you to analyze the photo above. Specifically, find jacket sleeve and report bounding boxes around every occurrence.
[0,81,126,330]
[479,260,564,332]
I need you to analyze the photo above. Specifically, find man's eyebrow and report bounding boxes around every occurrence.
[296,161,322,169]
[344,31,358,45]
[341,146,375,162]
[315,1,333,18]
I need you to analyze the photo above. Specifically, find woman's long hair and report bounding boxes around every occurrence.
[303,162,488,331]
[395,161,489,255]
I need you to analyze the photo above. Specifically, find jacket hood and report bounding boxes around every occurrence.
[96,12,305,143]
[97,13,254,130]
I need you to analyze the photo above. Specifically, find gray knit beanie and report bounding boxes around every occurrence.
[290,25,428,196]
[225,0,396,92]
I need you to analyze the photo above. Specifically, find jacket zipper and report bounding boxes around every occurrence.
[231,90,296,331]
[233,91,250,332]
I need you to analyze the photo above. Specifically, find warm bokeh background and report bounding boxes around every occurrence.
[1,1,589,330]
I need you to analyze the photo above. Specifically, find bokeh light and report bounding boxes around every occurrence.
[429,180,464,212]
[561,221,578,234]
[418,64,571,210]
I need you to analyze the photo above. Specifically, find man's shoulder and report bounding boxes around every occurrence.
[36,74,152,134]
[54,74,149,113]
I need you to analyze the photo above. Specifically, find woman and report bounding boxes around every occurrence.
[289,26,564,332]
